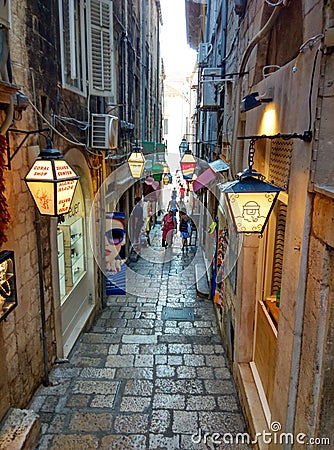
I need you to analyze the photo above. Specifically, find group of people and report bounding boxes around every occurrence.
[162,190,192,251]
[105,188,194,273]
[162,209,192,250]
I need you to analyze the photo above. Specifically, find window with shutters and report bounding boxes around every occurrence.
[87,0,116,99]
[261,194,288,329]
[58,0,86,95]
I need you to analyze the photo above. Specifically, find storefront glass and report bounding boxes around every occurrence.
[57,182,86,304]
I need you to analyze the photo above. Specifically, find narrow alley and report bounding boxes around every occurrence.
[30,224,250,450]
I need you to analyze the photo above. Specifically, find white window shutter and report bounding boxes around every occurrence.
[59,0,86,94]
[87,0,116,98]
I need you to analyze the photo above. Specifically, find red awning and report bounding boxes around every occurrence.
[143,177,160,201]
[192,167,216,192]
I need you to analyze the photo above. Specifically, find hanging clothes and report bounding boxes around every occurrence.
[214,229,228,308]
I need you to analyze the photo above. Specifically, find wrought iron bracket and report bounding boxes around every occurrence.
[237,130,312,143]
[5,128,50,170]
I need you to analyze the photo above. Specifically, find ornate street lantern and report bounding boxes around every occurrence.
[162,173,170,185]
[24,139,79,216]
[180,142,196,180]
[179,137,189,156]
[128,142,146,178]
[222,139,282,234]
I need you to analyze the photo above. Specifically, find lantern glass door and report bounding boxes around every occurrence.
[180,153,196,180]
[128,152,145,178]
[226,191,280,233]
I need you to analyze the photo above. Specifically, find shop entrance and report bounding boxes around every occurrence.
[57,182,93,357]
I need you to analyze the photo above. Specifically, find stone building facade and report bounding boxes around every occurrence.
[186,0,334,447]
[0,0,163,424]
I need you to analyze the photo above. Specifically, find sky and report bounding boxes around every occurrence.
[159,0,197,80]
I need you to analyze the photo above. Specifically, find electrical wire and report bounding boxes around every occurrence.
[292,34,324,72]
[221,28,240,64]
[20,91,86,147]
[308,48,320,133]
[54,114,90,131]
[299,34,324,52]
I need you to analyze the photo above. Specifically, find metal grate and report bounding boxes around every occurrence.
[271,202,287,295]
[269,139,293,190]
[161,307,194,322]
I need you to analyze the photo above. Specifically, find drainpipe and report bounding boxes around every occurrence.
[221,0,227,76]
[231,5,283,176]
[35,211,50,386]
[124,0,129,122]
[141,0,146,141]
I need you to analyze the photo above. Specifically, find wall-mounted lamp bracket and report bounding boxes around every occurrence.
[237,130,312,143]
[5,128,50,169]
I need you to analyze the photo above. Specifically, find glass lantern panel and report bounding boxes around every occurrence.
[128,153,145,178]
[180,162,196,179]
[56,179,78,214]
[129,163,144,178]
[26,181,56,215]
[227,191,278,233]
[25,160,54,180]
[54,160,78,180]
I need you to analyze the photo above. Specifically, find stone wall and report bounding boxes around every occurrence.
[0,0,163,424]
[0,0,53,419]
[294,194,334,440]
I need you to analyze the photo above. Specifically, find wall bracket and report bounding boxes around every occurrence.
[237,130,312,143]
[5,128,50,169]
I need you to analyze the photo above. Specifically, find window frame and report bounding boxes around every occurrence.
[58,0,87,96]
[262,191,288,303]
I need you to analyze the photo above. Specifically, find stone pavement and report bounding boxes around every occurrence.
[29,225,251,450]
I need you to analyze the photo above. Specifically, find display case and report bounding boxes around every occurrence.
[57,230,66,299]
[0,250,17,322]
[58,217,85,298]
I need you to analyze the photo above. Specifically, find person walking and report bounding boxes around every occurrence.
[161,210,176,248]
[167,195,179,213]
[179,211,191,252]
[145,214,153,246]
[131,197,144,244]
[180,185,186,200]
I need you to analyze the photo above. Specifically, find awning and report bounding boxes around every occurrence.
[209,159,229,173]
[193,159,230,193]
[193,167,216,192]
[143,177,160,201]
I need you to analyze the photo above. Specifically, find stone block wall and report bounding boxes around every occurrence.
[294,193,334,440]
[0,0,57,421]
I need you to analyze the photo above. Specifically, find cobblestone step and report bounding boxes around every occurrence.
[195,263,210,298]
[0,408,40,450]
[27,215,250,450]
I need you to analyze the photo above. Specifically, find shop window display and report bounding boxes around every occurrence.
[57,183,86,302]
[0,251,17,321]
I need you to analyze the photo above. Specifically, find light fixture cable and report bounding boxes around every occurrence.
[20,91,86,147]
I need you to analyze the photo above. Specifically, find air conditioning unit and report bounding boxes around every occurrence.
[91,114,118,149]
[200,68,221,110]
[198,43,212,67]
